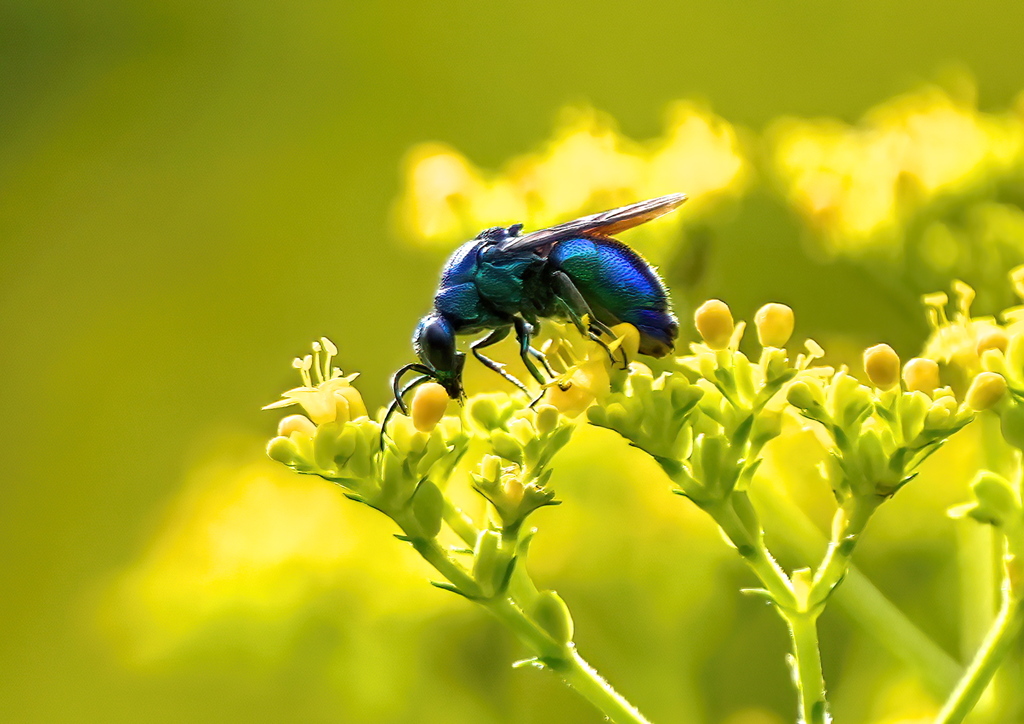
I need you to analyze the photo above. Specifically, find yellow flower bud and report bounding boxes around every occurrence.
[754,303,795,348]
[502,474,525,506]
[411,382,449,432]
[694,299,734,350]
[902,358,940,394]
[976,327,1009,355]
[863,344,900,390]
[786,380,823,411]
[966,371,1007,411]
[481,454,502,482]
[534,405,560,436]
[277,414,316,437]
[266,436,299,465]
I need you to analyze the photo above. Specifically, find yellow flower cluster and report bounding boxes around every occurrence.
[394,104,749,261]
[770,84,1024,251]
[918,273,1024,403]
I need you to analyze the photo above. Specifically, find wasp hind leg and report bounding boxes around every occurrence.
[550,271,629,370]
[471,327,532,396]
[512,318,553,386]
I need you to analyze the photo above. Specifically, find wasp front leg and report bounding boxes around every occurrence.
[470,326,533,396]
[550,271,628,369]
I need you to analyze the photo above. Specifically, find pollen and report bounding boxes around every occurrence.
[411,382,450,432]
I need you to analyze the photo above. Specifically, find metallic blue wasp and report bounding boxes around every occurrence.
[388,193,686,420]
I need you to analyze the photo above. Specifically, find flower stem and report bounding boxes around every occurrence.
[756,487,962,695]
[935,587,1023,723]
[812,499,878,597]
[783,610,830,724]
[398,516,652,724]
[486,597,654,724]
[441,497,479,545]
[711,500,795,606]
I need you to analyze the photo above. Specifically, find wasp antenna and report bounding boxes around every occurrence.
[390,363,434,415]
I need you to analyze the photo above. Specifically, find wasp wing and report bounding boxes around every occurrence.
[497,193,687,253]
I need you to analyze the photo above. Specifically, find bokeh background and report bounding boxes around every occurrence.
[4,1,1024,722]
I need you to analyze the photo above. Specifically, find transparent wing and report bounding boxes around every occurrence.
[497,193,687,252]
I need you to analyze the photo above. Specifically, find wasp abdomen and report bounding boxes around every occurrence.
[548,236,678,357]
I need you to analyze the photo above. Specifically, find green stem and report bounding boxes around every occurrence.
[935,593,1023,724]
[399,516,652,724]
[441,497,479,545]
[710,501,834,721]
[711,500,795,607]
[811,498,879,604]
[784,610,830,724]
[486,598,653,724]
[756,486,962,695]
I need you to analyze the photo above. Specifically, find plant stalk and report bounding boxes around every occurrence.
[935,584,1023,723]
[401,517,652,724]
[784,610,830,724]
[487,598,653,724]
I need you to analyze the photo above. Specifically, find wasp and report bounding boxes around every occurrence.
[389,193,686,421]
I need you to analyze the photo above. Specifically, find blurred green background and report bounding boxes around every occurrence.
[4,1,1024,722]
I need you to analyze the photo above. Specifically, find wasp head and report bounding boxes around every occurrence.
[412,313,465,399]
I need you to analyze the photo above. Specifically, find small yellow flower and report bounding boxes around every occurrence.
[966,371,1007,410]
[543,340,614,417]
[902,358,940,394]
[920,281,1008,379]
[694,299,734,350]
[863,344,900,390]
[263,338,367,424]
[754,303,795,348]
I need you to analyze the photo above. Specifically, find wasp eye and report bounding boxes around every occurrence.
[413,314,456,373]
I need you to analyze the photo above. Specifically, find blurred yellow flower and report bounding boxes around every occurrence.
[395,104,749,261]
[770,83,1024,252]
[101,447,448,665]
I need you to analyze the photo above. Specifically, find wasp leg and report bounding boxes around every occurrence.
[550,271,628,369]
[471,327,532,396]
[513,317,550,386]
[528,346,556,377]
